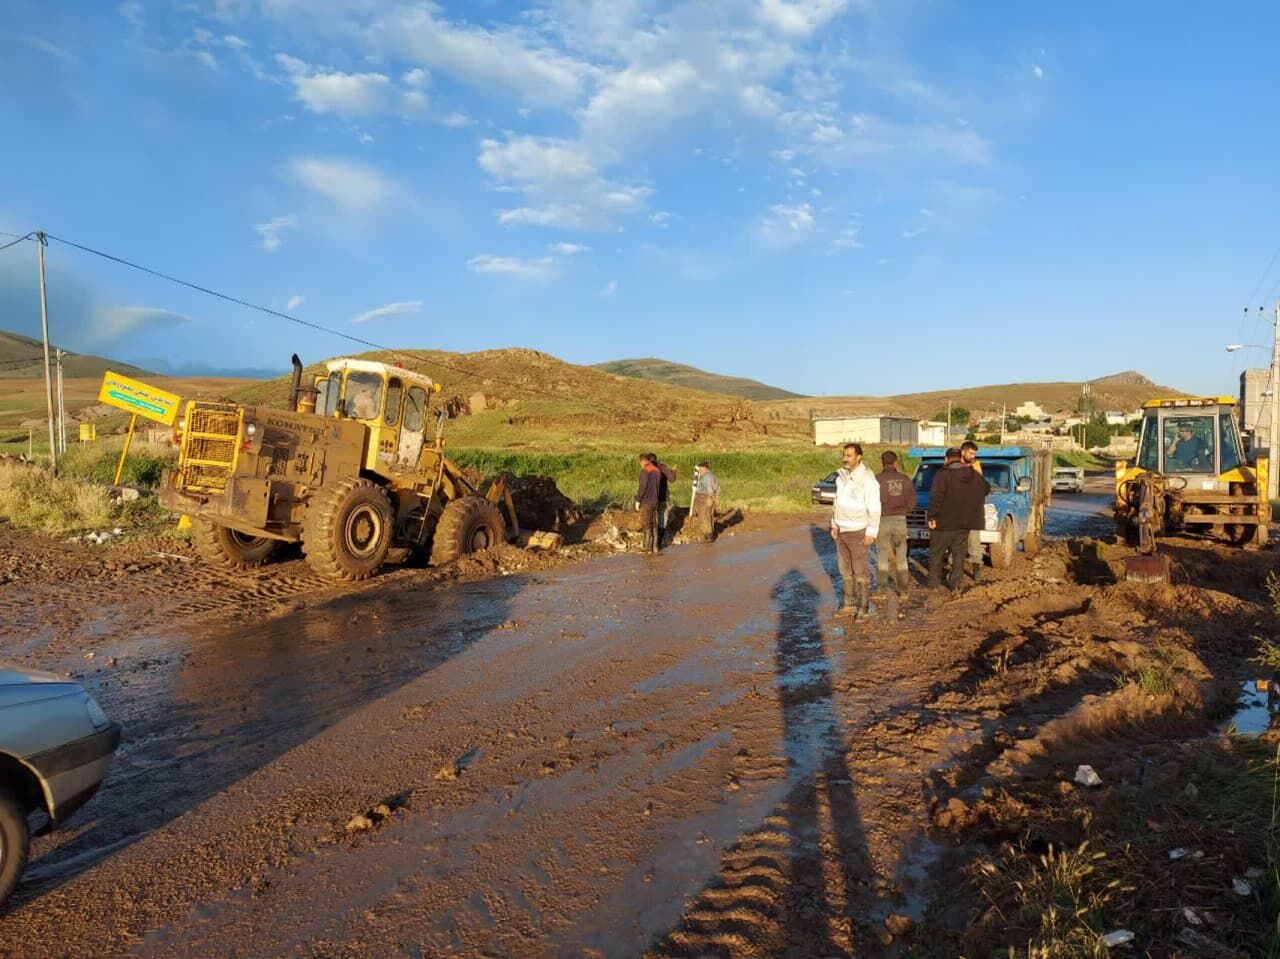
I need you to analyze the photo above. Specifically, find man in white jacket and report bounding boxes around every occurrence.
[829,442,881,619]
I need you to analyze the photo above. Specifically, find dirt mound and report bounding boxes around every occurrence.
[506,474,583,533]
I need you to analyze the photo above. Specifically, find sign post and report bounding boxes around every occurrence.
[97,371,182,486]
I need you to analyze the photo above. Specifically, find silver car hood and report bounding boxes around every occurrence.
[0,665,69,686]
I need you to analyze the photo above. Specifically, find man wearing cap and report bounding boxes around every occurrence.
[692,461,720,541]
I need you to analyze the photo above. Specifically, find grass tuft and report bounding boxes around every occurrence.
[0,461,114,534]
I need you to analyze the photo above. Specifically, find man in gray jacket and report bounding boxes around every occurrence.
[876,450,916,617]
[692,461,719,541]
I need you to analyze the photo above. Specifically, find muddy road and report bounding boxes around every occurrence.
[2,490,1273,956]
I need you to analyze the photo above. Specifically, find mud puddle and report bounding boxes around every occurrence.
[1227,679,1278,735]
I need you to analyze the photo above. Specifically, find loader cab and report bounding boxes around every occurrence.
[310,359,440,474]
[1133,397,1246,488]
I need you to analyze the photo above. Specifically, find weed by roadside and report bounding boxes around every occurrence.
[0,461,114,534]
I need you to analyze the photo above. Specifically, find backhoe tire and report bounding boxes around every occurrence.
[430,496,504,567]
[303,478,393,581]
[989,516,1016,570]
[191,518,277,569]
[0,785,30,909]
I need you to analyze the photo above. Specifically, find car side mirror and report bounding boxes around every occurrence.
[1016,476,1032,493]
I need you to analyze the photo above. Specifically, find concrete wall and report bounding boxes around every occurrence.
[1241,368,1272,449]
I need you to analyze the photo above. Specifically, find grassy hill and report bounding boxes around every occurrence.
[0,329,151,379]
[592,357,803,401]
[760,375,1187,422]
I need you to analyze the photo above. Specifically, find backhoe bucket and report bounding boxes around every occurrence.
[1124,553,1171,584]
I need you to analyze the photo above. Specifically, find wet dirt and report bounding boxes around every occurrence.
[1,489,1276,957]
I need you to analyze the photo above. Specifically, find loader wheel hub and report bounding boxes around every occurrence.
[344,505,384,558]
[470,528,491,551]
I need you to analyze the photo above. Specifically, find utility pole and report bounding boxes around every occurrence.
[1270,302,1280,502]
[1000,403,1007,445]
[946,399,952,442]
[36,231,57,474]
[56,348,66,453]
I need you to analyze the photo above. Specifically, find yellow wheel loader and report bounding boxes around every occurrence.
[1114,397,1270,555]
[159,355,519,581]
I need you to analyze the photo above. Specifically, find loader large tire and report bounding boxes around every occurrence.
[191,518,277,569]
[303,478,393,581]
[430,496,504,567]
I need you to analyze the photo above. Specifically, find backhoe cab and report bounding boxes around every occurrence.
[1114,397,1269,550]
[159,355,519,581]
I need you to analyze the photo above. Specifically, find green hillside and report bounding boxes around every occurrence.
[593,357,803,401]
[0,328,151,379]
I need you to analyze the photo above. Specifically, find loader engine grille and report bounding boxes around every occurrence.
[177,403,242,493]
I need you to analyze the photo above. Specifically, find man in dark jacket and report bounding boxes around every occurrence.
[876,450,916,617]
[635,453,662,553]
[927,448,990,592]
[647,452,677,547]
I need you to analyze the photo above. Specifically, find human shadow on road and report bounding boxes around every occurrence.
[808,523,843,605]
[648,569,871,956]
[9,571,527,909]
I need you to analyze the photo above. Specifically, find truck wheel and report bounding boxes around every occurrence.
[191,518,277,569]
[303,478,393,581]
[989,516,1016,569]
[0,786,30,909]
[1023,528,1041,557]
[430,496,504,566]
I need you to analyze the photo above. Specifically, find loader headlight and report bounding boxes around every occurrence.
[984,503,998,531]
[177,417,186,431]
[245,423,257,437]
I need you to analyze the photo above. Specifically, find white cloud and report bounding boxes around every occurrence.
[901,226,927,240]
[22,37,73,62]
[479,134,650,230]
[254,215,297,251]
[288,64,393,117]
[466,254,558,281]
[223,34,249,49]
[758,202,815,245]
[352,300,423,324]
[92,306,194,344]
[401,89,429,114]
[380,6,590,106]
[599,279,618,297]
[194,50,218,70]
[291,158,397,214]
[1033,64,1044,79]
[551,242,590,255]
[357,132,374,144]
[118,1,143,27]
[286,295,305,311]
[650,211,672,226]
[830,225,862,251]
[402,67,428,87]
[758,0,850,37]
[441,111,472,128]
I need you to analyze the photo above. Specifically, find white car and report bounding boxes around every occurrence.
[0,667,120,907]
[1052,467,1085,493]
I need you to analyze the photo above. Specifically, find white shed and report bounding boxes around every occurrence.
[813,415,920,447]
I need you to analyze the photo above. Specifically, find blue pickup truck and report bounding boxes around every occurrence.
[905,446,1053,568]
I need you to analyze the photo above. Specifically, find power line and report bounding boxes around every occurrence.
[37,232,634,412]
[0,232,35,252]
[1245,239,1280,310]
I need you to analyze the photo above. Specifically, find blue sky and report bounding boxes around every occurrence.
[2,1,1279,396]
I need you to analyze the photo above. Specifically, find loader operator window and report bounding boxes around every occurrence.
[1163,416,1213,473]
[385,379,403,426]
[1219,414,1244,472]
[344,372,383,420]
[404,387,427,432]
[1137,419,1159,471]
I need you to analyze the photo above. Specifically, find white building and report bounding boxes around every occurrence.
[813,415,920,447]
[917,421,947,445]
[1241,368,1273,451]
[1015,400,1046,419]
[1103,410,1128,426]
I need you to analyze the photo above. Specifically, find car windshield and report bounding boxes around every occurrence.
[913,462,1010,493]
[818,471,837,485]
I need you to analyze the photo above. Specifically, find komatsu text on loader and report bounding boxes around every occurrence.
[159,356,518,581]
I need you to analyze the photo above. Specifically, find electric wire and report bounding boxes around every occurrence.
[37,233,658,417]
[0,232,35,252]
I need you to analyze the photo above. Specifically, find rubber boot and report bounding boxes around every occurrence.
[894,570,909,619]
[971,563,983,585]
[856,579,871,619]
[838,582,857,618]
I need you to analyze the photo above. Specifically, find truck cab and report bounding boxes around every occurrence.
[906,446,1052,568]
